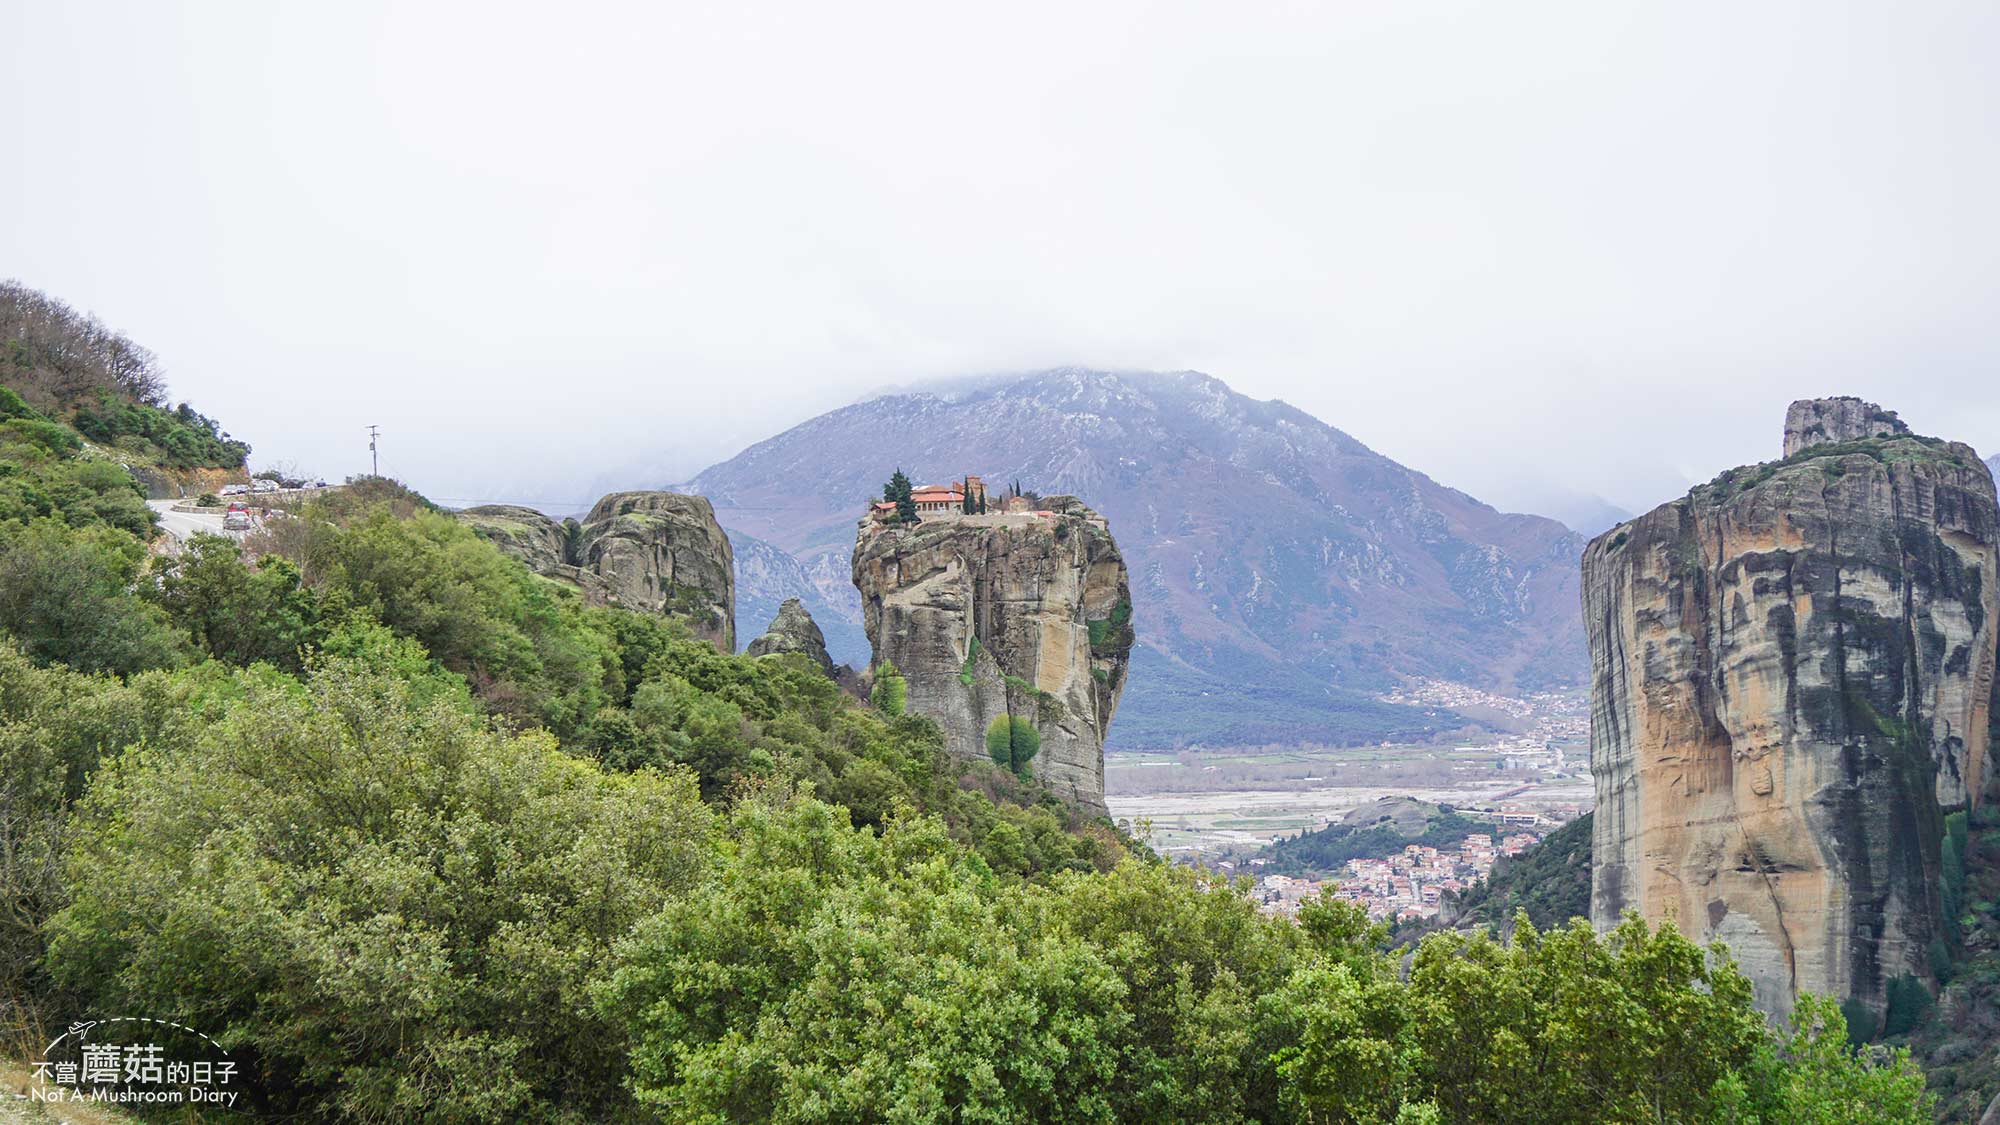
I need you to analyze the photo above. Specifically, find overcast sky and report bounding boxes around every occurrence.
[6,2,1999,521]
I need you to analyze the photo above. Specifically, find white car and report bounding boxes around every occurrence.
[252,479,280,493]
[220,483,250,496]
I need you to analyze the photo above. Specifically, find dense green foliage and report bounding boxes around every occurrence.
[0,476,1935,1121]
[0,520,188,675]
[1904,767,2000,1120]
[1087,597,1132,655]
[0,409,156,540]
[2,282,247,470]
[70,394,249,469]
[0,317,1944,1121]
[49,653,711,1121]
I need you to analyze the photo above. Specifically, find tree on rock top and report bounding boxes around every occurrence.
[882,468,915,524]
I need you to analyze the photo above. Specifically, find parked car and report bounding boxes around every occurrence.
[252,479,280,493]
[220,483,249,496]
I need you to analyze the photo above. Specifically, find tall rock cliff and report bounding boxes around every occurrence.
[460,490,735,651]
[852,497,1132,813]
[1585,398,1997,1020]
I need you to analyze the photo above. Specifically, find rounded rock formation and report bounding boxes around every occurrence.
[746,597,836,677]
[460,490,735,652]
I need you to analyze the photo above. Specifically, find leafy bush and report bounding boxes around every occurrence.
[4,416,81,456]
[47,654,714,1122]
[258,501,620,737]
[0,519,187,675]
[144,533,322,671]
[870,657,907,716]
[986,712,1041,777]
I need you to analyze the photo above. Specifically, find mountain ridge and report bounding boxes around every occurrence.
[689,368,1588,748]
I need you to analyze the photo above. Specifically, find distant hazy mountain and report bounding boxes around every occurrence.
[1987,452,1999,480]
[688,369,1587,749]
[1505,490,1633,538]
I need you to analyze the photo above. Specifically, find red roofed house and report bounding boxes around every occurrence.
[871,475,989,521]
[910,484,965,513]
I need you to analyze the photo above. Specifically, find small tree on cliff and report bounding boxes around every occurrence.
[870,659,907,717]
[883,469,916,524]
[985,714,1040,778]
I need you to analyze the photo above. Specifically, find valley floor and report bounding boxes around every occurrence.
[1106,740,1592,857]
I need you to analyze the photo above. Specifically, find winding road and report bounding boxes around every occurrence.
[148,498,239,541]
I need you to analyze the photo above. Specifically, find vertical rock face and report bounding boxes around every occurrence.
[1783,395,1911,457]
[851,497,1132,813]
[1585,399,1997,1020]
[746,597,836,677]
[460,490,735,651]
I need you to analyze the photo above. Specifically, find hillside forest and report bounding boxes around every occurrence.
[0,283,1937,1122]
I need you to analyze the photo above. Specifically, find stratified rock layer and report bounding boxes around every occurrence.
[852,498,1132,813]
[460,491,735,651]
[1585,400,1997,1020]
[746,597,835,677]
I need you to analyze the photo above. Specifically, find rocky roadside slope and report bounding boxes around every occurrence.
[851,498,1132,813]
[1584,397,1997,1021]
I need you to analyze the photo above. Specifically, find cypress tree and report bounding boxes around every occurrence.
[883,468,916,523]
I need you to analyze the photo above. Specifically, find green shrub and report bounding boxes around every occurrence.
[959,636,979,686]
[0,519,188,675]
[3,416,79,457]
[870,658,907,716]
[1882,974,1934,1037]
[0,386,37,420]
[1841,997,1880,1045]
[47,654,714,1122]
[985,712,1041,777]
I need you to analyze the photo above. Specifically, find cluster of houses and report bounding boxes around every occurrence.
[869,474,1052,522]
[1255,829,1545,920]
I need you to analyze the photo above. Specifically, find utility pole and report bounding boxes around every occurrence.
[367,425,380,477]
